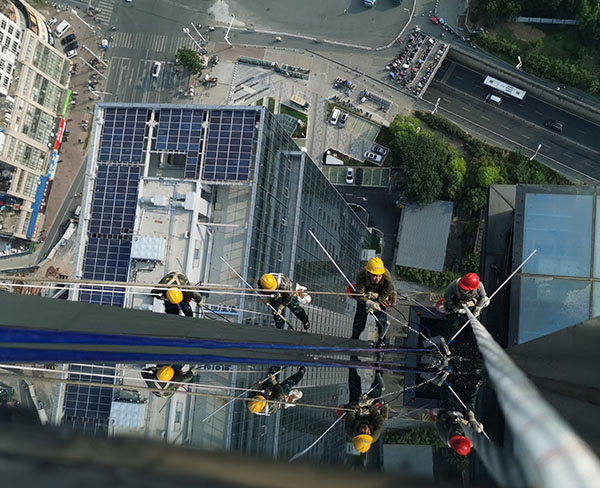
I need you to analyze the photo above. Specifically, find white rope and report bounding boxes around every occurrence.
[0,364,264,393]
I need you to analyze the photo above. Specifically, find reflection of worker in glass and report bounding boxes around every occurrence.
[344,359,387,454]
[141,365,195,398]
[258,273,310,330]
[351,257,394,340]
[247,366,306,415]
[151,271,204,316]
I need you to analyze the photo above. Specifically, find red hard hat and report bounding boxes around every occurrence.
[450,435,471,456]
[459,273,480,291]
[336,405,347,420]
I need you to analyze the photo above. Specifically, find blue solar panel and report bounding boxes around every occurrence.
[80,237,131,306]
[201,109,257,182]
[99,108,148,162]
[88,165,140,237]
[156,108,204,151]
[62,364,114,437]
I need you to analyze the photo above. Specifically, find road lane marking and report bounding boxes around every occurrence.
[480,115,489,121]
[463,107,470,112]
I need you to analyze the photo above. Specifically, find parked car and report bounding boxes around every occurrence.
[545,120,564,132]
[329,108,341,125]
[364,151,383,163]
[47,17,57,26]
[339,112,349,128]
[355,168,364,186]
[64,41,78,52]
[346,168,354,184]
[48,33,55,46]
[65,49,78,59]
[372,145,388,156]
[61,33,76,45]
[151,61,161,78]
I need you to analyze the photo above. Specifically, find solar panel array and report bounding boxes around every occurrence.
[99,107,148,163]
[89,165,139,237]
[62,364,114,437]
[202,109,258,182]
[156,109,204,179]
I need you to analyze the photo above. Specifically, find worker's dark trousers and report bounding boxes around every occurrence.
[272,296,309,328]
[352,302,387,339]
[445,311,471,339]
[165,300,193,317]
[348,367,384,404]
[442,380,478,413]
[260,368,305,396]
[279,369,305,395]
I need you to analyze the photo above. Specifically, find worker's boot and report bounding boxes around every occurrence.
[302,320,310,330]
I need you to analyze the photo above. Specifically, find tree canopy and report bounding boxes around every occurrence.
[176,48,203,74]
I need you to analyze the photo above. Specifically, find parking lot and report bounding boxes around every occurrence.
[322,166,390,187]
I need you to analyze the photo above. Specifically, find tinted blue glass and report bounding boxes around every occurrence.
[518,276,590,343]
[522,193,592,277]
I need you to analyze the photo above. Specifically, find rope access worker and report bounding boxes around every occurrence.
[258,273,311,330]
[141,365,195,398]
[247,366,306,415]
[344,360,388,454]
[442,272,488,337]
[151,271,204,317]
[351,257,394,340]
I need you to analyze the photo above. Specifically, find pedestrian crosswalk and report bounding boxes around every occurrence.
[95,0,114,25]
[112,32,197,53]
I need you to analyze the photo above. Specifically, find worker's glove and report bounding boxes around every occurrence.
[388,291,396,305]
[482,297,490,308]
[295,284,307,293]
[276,304,285,315]
[357,395,375,408]
[473,307,482,318]
[366,291,379,300]
[468,410,484,433]
[298,294,311,305]
[464,299,477,308]
[365,300,381,313]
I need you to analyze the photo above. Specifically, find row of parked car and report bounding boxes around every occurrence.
[329,108,349,128]
[47,17,78,58]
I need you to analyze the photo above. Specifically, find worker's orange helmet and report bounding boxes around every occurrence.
[259,274,277,290]
[156,365,175,382]
[366,257,385,275]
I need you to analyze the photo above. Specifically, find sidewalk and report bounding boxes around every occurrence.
[37,6,108,243]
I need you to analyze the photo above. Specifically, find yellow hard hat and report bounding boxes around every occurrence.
[259,274,277,290]
[353,434,373,453]
[248,394,266,414]
[156,365,175,382]
[366,257,385,275]
[166,287,183,304]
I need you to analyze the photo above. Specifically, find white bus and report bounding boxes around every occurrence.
[483,75,526,101]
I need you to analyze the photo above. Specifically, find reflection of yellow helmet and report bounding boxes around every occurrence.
[366,257,385,275]
[353,434,373,453]
[157,365,175,382]
[166,288,183,304]
[248,395,266,414]
[259,274,277,290]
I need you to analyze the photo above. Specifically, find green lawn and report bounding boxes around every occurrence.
[268,97,276,113]
[279,104,308,138]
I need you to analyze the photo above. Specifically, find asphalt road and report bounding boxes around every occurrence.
[422,60,600,182]
[337,185,402,266]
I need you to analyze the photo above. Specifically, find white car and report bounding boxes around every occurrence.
[65,49,77,59]
[364,151,383,163]
[346,168,354,184]
[47,17,57,26]
[151,61,161,78]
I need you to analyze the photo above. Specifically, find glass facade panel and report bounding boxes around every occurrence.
[594,198,600,278]
[518,276,590,343]
[522,193,592,277]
